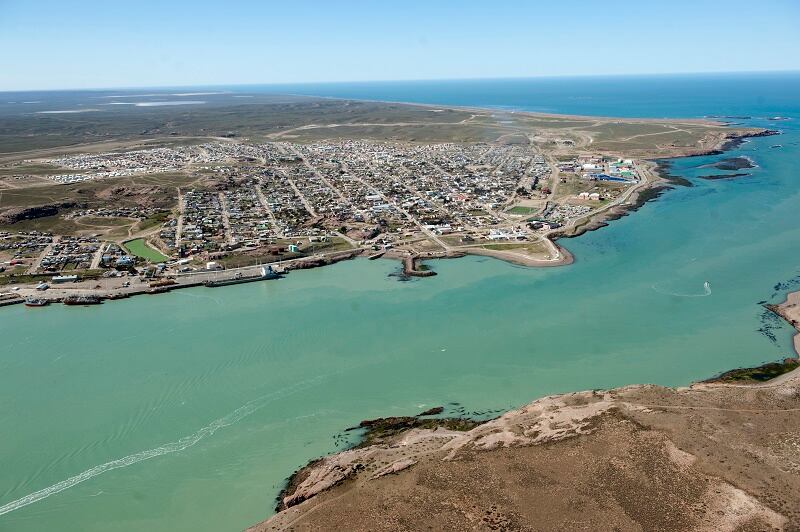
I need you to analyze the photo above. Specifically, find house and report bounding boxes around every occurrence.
[116,256,135,268]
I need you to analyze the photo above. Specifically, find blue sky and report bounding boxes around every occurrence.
[1,0,799,91]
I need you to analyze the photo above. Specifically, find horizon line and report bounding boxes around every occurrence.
[2,69,799,94]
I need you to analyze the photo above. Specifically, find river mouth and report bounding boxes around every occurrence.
[2,75,800,532]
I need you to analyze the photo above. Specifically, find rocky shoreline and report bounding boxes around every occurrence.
[274,414,483,512]
[551,127,778,241]
[553,182,673,240]
[766,289,800,354]
[697,172,751,180]
[255,356,800,531]
[251,284,800,531]
[716,128,781,152]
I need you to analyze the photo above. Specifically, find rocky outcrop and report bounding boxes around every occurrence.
[254,363,800,531]
[285,249,363,271]
[271,390,617,514]
[402,255,437,277]
[369,458,416,480]
[277,452,365,511]
[714,128,780,154]
[0,201,83,224]
[704,357,799,383]
[417,406,444,416]
[697,172,750,180]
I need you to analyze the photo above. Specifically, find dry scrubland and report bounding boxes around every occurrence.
[253,295,800,531]
[254,363,800,531]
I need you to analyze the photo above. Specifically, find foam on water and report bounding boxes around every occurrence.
[0,373,328,517]
[651,281,712,298]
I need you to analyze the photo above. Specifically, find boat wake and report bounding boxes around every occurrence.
[0,373,329,517]
[651,281,712,298]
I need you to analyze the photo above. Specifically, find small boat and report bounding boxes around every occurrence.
[25,297,50,307]
[261,265,281,280]
[703,281,712,295]
[770,144,782,149]
[63,295,103,306]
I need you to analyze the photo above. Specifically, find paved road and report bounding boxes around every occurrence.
[175,187,184,246]
[254,183,284,238]
[218,192,234,244]
[89,242,106,269]
[26,236,59,274]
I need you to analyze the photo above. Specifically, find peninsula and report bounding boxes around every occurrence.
[0,95,776,305]
[251,296,800,530]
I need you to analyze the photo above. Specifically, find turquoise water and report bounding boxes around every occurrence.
[1,75,799,531]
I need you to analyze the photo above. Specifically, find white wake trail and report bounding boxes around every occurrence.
[0,374,326,517]
[651,281,712,298]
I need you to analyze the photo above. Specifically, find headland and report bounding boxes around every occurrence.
[251,297,800,530]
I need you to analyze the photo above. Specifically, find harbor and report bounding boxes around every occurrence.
[0,72,797,532]
[0,249,360,307]
[204,265,281,287]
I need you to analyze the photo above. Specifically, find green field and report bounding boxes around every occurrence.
[123,238,168,262]
[506,206,538,215]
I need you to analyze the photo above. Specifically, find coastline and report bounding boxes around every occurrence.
[456,242,574,267]
[550,160,670,240]
[767,289,800,356]
[254,353,800,531]
[250,283,800,529]
[549,128,780,241]
[2,83,797,532]
[2,242,575,307]
[254,301,800,531]
[279,92,738,127]
[3,249,364,307]
[0,102,778,304]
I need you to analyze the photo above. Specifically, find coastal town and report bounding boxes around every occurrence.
[0,138,650,306]
[5,2,800,531]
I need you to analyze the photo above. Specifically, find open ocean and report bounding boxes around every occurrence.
[1,73,799,531]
